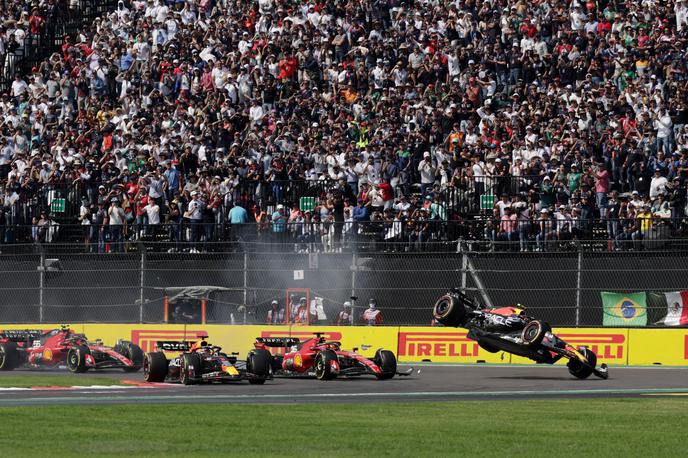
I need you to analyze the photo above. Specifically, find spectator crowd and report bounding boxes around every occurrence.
[2,0,688,252]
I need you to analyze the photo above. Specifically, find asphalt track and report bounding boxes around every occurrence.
[0,365,686,405]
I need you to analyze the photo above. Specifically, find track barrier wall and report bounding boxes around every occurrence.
[2,324,686,367]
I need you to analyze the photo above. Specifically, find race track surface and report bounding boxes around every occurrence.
[0,365,687,405]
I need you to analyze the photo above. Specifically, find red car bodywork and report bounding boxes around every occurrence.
[254,335,388,378]
[0,328,138,371]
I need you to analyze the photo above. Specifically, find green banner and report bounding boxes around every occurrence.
[480,194,495,211]
[601,292,648,326]
[50,198,66,213]
[300,196,315,212]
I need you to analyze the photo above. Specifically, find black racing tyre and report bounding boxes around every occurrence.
[118,341,144,372]
[143,352,169,382]
[246,349,272,385]
[180,353,201,385]
[432,294,467,327]
[67,345,90,373]
[0,343,19,371]
[567,347,597,380]
[478,341,500,353]
[521,320,551,346]
[374,349,397,380]
[314,350,338,381]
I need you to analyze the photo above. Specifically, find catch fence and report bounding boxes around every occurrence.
[0,246,685,327]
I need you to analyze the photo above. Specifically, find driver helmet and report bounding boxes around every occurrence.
[368,299,377,309]
[343,301,352,309]
[513,303,527,315]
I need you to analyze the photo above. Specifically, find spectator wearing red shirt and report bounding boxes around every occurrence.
[361,299,383,326]
[595,164,611,218]
[28,8,44,35]
[378,179,394,210]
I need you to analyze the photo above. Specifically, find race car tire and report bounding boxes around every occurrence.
[246,349,272,385]
[180,353,201,385]
[314,350,338,381]
[118,342,144,373]
[0,343,19,371]
[521,320,551,347]
[432,294,467,327]
[143,352,169,383]
[67,345,90,373]
[567,347,597,380]
[374,349,397,380]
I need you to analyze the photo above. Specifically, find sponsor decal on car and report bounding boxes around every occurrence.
[223,365,239,376]
[259,331,343,355]
[42,348,52,362]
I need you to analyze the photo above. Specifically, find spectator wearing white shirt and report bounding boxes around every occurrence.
[654,108,673,155]
[418,151,435,197]
[10,74,28,99]
[649,170,668,200]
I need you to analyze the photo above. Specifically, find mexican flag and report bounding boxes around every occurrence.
[649,291,688,326]
[601,292,648,326]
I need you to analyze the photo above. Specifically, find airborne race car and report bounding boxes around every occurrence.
[432,289,609,379]
[254,333,409,380]
[0,326,143,373]
[143,336,272,385]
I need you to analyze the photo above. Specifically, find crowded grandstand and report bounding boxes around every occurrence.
[1,0,688,252]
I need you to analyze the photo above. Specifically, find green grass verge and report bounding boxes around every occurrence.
[1,399,686,457]
[0,375,124,388]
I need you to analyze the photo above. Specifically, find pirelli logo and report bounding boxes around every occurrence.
[398,331,479,358]
[130,330,208,353]
[558,333,626,360]
[259,331,343,355]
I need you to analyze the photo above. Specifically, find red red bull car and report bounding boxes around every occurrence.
[0,326,143,373]
[254,333,410,380]
[143,336,272,385]
[432,289,609,380]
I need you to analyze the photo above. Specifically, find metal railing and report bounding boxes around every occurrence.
[1,176,540,225]
[1,217,687,253]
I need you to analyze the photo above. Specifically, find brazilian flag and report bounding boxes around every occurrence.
[601,292,648,326]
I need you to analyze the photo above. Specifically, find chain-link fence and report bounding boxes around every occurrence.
[0,243,686,327]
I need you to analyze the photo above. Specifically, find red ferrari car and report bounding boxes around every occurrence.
[0,326,143,373]
[254,333,407,380]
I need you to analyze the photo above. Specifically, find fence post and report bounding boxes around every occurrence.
[461,252,467,291]
[139,248,146,323]
[243,251,248,309]
[575,250,582,326]
[38,251,45,323]
[466,254,493,308]
[351,252,357,319]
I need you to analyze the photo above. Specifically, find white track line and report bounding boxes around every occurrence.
[0,384,160,392]
[3,387,688,404]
